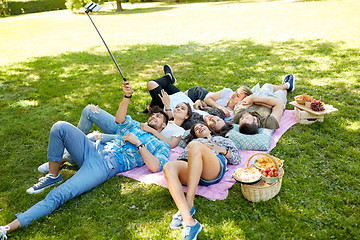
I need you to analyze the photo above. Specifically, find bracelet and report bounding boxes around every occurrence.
[165,109,171,111]
[124,95,132,98]
[137,143,145,150]
[223,148,229,156]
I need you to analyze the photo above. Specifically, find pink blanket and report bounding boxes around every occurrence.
[118,110,298,200]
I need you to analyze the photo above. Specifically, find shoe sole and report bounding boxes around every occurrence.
[26,180,63,194]
[164,64,176,84]
[289,74,295,91]
[170,224,182,230]
[169,208,196,230]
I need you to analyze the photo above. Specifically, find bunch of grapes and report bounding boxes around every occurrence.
[311,100,325,111]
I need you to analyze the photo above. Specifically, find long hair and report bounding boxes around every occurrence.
[184,122,215,144]
[211,122,234,137]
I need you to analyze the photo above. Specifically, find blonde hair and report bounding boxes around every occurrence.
[237,86,253,96]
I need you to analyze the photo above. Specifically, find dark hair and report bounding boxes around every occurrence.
[239,123,258,135]
[184,122,214,144]
[181,102,193,119]
[149,106,169,125]
[211,122,234,137]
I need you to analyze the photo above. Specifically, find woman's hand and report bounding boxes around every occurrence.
[203,141,225,153]
[159,89,170,107]
[194,100,206,109]
[140,123,156,134]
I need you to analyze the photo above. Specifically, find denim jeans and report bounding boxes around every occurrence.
[16,121,122,227]
[63,105,119,163]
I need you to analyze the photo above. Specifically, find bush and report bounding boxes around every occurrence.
[0,0,9,16]
[6,0,66,15]
[66,0,102,11]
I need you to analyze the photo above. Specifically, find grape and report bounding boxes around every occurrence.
[310,100,325,111]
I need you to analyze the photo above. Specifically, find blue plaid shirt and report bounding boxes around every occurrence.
[105,116,170,172]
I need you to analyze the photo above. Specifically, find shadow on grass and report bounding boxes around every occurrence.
[0,39,359,239]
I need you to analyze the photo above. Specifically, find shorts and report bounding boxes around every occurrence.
[199,153,227,186]
[258,83,287,108]
[186,86,210,102]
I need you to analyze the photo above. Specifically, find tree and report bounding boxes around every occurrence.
[116,0,123,12]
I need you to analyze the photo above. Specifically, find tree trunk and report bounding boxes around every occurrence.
[116,0,123,12]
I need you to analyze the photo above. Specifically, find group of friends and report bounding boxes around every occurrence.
[0,64,295,240]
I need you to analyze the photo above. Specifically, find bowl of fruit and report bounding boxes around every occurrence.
[261,168,280,184]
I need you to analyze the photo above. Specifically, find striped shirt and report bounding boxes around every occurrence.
[106,116,170,172]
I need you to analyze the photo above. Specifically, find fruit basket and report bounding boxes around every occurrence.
[240,153,284,202]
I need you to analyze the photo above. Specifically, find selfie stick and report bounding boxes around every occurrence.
[84,2,127,81]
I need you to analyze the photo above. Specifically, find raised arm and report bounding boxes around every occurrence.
[241,95,284,124]
[204,91,230,117]
[115,81,133,124]
[158,89,173,119]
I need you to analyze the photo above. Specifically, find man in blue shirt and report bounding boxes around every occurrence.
[0,81,170,236]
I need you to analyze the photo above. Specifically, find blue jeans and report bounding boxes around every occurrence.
[16,121,122,227]
[199,154,227,186]
[63,105,119,163]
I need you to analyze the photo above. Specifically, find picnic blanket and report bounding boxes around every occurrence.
[118,110,298,200]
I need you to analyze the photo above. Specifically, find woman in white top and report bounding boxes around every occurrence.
[140,102,192,148]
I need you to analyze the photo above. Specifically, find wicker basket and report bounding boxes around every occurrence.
[241,153,284,202]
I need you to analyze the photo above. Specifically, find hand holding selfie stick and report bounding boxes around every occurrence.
[84,2,127,81]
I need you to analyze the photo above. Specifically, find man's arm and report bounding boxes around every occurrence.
[140,124,181,149]
[123,134,163,172]
[204,91,230,117]
[115,81,133,124]
[241,95,284,123]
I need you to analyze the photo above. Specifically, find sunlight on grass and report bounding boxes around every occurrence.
[9,99,38,108]
[344,120,360,131]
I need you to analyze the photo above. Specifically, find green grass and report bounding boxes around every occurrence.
[1,1,359,239]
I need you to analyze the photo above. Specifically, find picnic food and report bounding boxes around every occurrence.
[310,99,325,111]
[234,166,261,182]
[255,155,284,169]
[295,94,314,105]
[261,168,279,178]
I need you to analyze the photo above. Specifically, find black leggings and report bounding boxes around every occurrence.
[149,75,180,109]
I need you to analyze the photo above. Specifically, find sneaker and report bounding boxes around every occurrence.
[182,219,202,240]
[26,174,63,194]
[38,162,49,174]
[170,205,196,229]
[164,64,176,84]
[0,226,10,240]
[282,74,295,92]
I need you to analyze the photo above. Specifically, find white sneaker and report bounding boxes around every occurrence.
[37,162,49,174]
[0,226,10,240]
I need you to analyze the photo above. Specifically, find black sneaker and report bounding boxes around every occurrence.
[164,64,176,84]
[282,74,295,92]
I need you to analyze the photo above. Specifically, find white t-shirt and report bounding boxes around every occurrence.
[160,122,185,139]
[168,92,194,111]
[215,88,234,121]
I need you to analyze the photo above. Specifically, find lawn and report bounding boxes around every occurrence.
[0,0,359,239]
